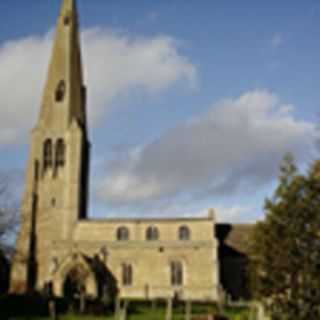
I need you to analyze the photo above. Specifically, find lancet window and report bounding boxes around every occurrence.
[43,139,53,172]
[55,139,66,168]
[170,261,183,286]
[122,263,133,286]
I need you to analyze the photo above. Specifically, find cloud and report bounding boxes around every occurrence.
[98,200,254,223]
[0,28,196,146]
[271,33,284,49]
[215,205,256,223]
[97,90,316,206]
[83,29,196,123]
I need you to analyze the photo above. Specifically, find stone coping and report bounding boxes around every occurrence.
[77,216,214,224]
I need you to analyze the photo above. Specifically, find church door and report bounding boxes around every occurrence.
[63,266,88,311]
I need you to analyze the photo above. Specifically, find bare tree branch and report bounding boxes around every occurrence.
[0,170,22,254]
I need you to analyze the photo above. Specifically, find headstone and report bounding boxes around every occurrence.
[151,299,157,310]
[115,296,121,319]
[120,299,129,320]
[79,288,86,314]
[166,298,173,320]
[48,299,56,320]
[185,300,191,320]
[254,302,266,320]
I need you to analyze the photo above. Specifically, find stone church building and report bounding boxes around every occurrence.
[10,0,250,302]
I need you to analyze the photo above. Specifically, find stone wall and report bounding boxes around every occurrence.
[48,216,219,301]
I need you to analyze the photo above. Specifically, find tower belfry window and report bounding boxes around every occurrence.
[55,139,66,169]
[55,80,66,102]
[43,139,53,172]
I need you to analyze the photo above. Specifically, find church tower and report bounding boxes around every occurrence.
[10,0,89,293]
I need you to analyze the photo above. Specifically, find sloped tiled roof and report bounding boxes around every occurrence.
[216,223,254,255]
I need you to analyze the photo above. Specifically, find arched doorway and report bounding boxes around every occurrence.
[63,265,90,312]
[63,265,88,300]
[52,253,98,298]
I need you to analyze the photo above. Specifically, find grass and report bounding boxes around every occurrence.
[9,302,253,320]
[223,306,252,320]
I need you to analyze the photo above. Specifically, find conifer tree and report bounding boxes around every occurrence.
[249,154,320,320]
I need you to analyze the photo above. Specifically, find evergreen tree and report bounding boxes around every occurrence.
[249,154,320,320]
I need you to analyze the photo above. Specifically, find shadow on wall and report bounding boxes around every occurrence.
[90,254,118,302]
[0,253,119,318]
[216,224,253,301]
[57,253,119,313]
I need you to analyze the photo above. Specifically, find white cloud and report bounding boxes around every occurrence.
[0,34,52,145]
[83,29,196,124]
[215,205,255,223]
[0,28,196,146]
[97,90,316,205]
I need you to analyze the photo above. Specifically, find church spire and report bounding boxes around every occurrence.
[39,0,86,130]
[60,0,76,15]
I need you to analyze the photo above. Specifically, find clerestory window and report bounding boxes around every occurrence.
[178,225,191,241]
[117,227,129,241]
[146,226,159,241]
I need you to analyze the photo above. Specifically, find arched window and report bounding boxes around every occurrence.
[170,261,183,286]
[146,226,159,241]
[178,225,191,241]
[117,227,129,241]
[55,139,66,168]
[43,139,53,172]
[122,263,132,286]
[55,80,66,102]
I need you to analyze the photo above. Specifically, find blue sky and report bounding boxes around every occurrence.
[0,0,319,222]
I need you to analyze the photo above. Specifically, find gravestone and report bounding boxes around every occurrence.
[114,296,121,318]
[185,300,192,320]
[166,298,173,320]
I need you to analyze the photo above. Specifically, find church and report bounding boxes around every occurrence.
[10,0,250,302]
